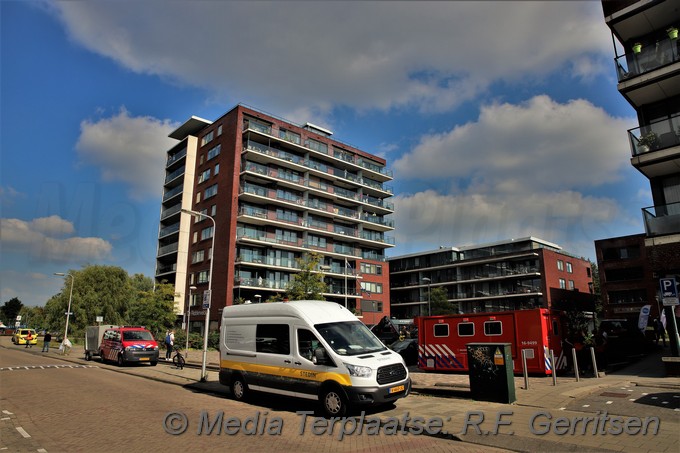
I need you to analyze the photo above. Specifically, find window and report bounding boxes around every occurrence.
[196,192,201,203]
[197,270,209,284]
[557,260,564,271]
[201,131,214,147]
[214,163,220,175]
[360,263,383,275]
[210,205,217,216]
[360,282,383,294]
[192,232,198,244]
[279,129,301,145]
[552,320,560,336]
[559,278,566,289]
[207,144,221,160]
[205,184,218,199]
[568,280,575,290]
[307,139,328,154]
[198,169,211,184]
[433,324,449,337]
[201,226,214,241]
[484,321,502,336]
[217,125,222,136]
[256,324,290,355]
[566,262,573,273]
[192,250,205,263]
[297,328,321,362]
[458,323,474,337]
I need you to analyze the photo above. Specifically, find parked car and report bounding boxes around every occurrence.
[12,328,38,346]
[388,338,418,366]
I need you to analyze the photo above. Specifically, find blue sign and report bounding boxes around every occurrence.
[660,278,679,306]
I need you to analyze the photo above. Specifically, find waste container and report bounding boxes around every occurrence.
[466,343,516,404]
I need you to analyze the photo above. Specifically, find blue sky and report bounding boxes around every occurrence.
[1,1,647,307]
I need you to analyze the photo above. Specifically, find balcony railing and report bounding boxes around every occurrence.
[628,113,680,156]
[166,148,186,167]
[615,36,679,83]
[643,201,680,237]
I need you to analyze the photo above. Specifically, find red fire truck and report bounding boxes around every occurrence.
[416,308,565,375]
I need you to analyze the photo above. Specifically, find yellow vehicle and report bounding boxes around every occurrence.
[12,328,38,346]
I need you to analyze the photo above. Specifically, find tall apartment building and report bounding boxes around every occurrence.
[600,1,680,332]
[388,237,594,318]
[156,105,395,332]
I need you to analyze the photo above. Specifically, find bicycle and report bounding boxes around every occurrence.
[172,346,186,370]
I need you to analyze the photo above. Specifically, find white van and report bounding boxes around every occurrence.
[219,300,411,416]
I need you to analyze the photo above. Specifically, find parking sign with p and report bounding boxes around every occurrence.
[660,278,679,306]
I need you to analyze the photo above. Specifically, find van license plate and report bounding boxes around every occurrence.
[139,357,149,361]
[389,385,404,394]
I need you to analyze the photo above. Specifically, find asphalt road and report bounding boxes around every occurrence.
[0,344,508,453]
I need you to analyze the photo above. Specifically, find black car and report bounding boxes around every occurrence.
[388,338,418,366]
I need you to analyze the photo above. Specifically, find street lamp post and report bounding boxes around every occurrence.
[422,277,431,316]
[181,208,215,382]
[185,285,197,358]
[54,272,74,342]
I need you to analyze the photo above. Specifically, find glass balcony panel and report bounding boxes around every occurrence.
[643,202,680,237]
[629,113,680,156]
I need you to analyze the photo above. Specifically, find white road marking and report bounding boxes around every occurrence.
[606,401,613,405]
[2,410,13,415]
[16,426,31,438]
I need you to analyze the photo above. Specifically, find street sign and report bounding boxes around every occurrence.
[660,278,679,306]
[16,315,21,321]
[202,290,212,309]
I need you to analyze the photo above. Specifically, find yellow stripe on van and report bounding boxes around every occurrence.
[220,359,352,386]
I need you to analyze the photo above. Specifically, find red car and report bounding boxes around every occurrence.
[99,326,159,366]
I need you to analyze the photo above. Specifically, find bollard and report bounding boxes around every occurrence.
[571,348,580,382]
[550,349,557,386]
[522,349,529,390]
[590,347,599,378]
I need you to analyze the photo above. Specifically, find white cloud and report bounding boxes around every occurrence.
[75,108,179,200]
[394,95,635,192]
[0,216,112,263]
[388,95,641,260]
[50,1,612,115]
[0,186,24,206]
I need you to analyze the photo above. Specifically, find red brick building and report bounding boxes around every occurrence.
[156,105,395,332]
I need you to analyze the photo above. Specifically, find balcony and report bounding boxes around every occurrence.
[166,148,186,168]
[158,222,180,238]
[629,114,680,178]
[643,201,680,237]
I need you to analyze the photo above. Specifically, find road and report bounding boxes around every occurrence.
[0,344,508,453]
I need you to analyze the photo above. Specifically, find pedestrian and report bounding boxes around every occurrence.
[25,331,33,348]
[42,332,52,352]
[60,337,72,355]
[656,319,667,347]
[165,330,174,360]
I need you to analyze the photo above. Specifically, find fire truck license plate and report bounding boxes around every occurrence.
[389,385,404,394]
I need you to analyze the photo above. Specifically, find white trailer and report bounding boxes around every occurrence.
[84,325,118,361]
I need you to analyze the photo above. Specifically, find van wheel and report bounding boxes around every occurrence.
[230,375,248,401]
[150,360,158,367]
[320,386,347,417]
[85,351,92,361]
[99,351,106,363]
[117,354,125,367]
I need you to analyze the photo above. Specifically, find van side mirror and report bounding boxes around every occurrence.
[313,346,332,366]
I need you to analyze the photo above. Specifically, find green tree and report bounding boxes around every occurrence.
[17,306,46,330]
[46,265,134,339]
[1,297,23,325]
[285,252,328,301]
[430,286,458,315]
[128,281,177,340]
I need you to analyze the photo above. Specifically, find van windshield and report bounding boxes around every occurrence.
[123,330,154,341]
[315,321,386,356]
